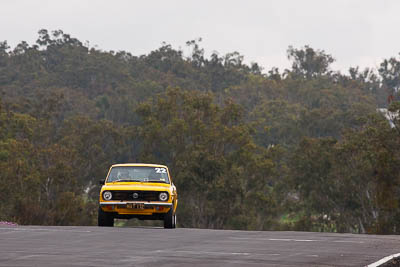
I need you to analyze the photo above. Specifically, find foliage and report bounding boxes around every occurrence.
[1,29,400,233]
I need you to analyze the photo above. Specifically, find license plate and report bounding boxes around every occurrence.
[126,203,144,209]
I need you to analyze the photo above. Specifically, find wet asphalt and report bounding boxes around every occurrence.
[0,226,399,266]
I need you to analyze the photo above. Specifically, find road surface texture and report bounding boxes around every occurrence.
[0,226,399,267]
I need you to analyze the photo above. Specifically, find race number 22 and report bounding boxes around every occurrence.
[155,168,166,173]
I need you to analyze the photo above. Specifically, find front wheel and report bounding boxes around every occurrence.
[98,207,114,227]
[163,207,176,229]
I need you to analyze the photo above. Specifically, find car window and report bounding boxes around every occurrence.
[107,166,170,183]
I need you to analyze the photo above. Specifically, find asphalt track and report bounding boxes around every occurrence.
[0,226,399,266]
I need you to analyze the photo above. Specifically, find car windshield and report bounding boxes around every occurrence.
[107,166,170,183]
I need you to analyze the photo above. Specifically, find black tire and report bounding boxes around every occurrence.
[98,207,114,227]
[163,206,176,229]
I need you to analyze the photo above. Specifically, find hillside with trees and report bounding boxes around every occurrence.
[1,30,400,233]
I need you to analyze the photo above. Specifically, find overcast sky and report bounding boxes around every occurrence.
[1,0,400,73]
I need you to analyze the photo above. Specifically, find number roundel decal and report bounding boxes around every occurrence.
[155,168,166,173]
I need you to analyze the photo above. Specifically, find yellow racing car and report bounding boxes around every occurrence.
[98,163,178,228]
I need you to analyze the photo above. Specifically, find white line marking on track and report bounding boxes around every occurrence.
[232,237,319,242]
[15,255,41,260]
[175,250,251,256]
[333,240,364,244]
[367,253,400,267]
[270,238,318,242]
[155,250,281,257]
[0,227,91,233]
[230,237,365,244]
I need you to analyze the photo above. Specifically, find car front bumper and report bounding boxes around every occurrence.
[99,201,172,207]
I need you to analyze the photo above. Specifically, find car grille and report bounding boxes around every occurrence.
[111,191,167,201]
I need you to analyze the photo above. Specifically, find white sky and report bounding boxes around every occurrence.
[1,0,400,73]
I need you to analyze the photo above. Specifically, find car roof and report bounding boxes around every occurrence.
[111,163,168,168]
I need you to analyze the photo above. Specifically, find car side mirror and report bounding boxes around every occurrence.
[99,179,105,185]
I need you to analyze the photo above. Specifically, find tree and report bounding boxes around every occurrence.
[286,45,335,79]
[379,54,400,100]
[136,87,280,229]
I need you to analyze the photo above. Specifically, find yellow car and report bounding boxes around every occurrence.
[98,163,178,228]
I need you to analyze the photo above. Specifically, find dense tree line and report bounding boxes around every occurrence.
[1,30,400,233]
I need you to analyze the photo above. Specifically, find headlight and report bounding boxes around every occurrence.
[159,192,168,201]
[103,191,112,200]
